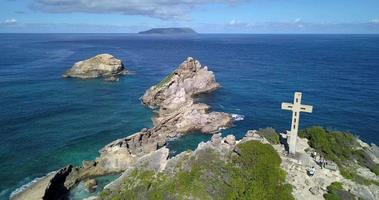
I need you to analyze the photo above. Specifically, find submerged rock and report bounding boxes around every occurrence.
[63,54,127,80]
[84,179,97,193]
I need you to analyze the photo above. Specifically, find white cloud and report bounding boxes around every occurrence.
[227,19,254,28]
[371,18,379,24]
[294,18,301,23]
[0,18,18,25]
[32,0,250,20]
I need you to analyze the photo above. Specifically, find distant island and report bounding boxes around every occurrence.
[138,28,197,34]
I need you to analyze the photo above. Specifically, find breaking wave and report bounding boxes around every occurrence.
[232,114,245,121]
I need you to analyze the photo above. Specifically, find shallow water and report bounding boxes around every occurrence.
[0,34,378,199]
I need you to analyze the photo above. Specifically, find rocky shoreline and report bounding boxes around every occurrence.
[11,57,233,200]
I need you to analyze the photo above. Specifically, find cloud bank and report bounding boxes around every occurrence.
[0,18,18,25]
[32,0,247,20]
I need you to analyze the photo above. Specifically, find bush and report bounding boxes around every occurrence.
[101,141,294,200]
[257,127,280,144]
[323,182,356,200]
[300,126,379,185]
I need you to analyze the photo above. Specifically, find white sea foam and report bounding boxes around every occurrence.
[9,171,57,199]
[232,114,245,121]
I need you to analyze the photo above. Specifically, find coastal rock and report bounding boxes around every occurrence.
[63,54,127,80]
[211,133,222,145]
[141,57,219,109]
[94,58,233,178]
[16,57,233,198]
[224,135,236,145]
[103,147,169,192]
[43,165,73,200]
[84,179,97,193]
[365,144,379,164]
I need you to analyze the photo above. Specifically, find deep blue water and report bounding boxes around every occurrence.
[0,34,379,199]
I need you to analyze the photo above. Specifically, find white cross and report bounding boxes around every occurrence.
[281,92,313,155]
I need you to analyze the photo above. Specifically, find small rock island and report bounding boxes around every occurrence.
[138,28,197,34]
[63,54,128,81]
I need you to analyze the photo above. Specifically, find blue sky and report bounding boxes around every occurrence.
[0,0,379,33]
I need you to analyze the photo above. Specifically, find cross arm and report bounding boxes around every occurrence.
[300,104,313,113]
[281,102,293,111]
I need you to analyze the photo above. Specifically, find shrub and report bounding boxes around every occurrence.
[323,182,356,200]
[257,127,280,144]
[101,141,294,200]
[300,126,379,185]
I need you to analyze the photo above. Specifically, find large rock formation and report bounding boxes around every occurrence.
[63,54,127,80]
[96,57,233,171]
[12,57,233,200]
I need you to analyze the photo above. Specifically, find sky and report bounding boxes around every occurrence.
[0,0,379,33]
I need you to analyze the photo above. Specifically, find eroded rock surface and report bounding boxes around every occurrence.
[96,57,233,172]
[63,54,127,80]
[13,57,233,200]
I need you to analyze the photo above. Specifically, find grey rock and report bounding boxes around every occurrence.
[82,160,96,169]
[224,135,236,145]
[309,186,320,195]
[63,54,127,80]
[84,179,97,193]
[211,133,222,145]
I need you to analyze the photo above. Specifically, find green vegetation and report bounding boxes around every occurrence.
[323,182,356,200]
[257,127,280,144]
[299,126,379,185]
[101,141,294,200]
[156,72,175,88]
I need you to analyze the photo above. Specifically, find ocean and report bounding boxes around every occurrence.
[0,34,378,199]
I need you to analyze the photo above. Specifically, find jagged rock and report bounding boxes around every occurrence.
[245,130,256,137]
[104,147,169,192]
[211,133,222,145]
[309,186,320,195]
[63,54,127,80]
[224,135,236,145]
[84,179,97,193]
[366,144,379,164]
[43,165,73,200]
[141,57,220,109]
[97,58,233,170]
[82,160,96,169]
[16,57,234,198]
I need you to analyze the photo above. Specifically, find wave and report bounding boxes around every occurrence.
[231,114,245,121]
[9,171,57,199]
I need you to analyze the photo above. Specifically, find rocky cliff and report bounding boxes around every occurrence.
[63,54,127,81]
[12,57,233,200]
[96,57,233,172]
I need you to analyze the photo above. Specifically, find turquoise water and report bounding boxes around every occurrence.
[1,34,379,199]
[69,174,120,199]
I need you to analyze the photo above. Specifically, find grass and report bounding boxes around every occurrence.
[156,72,175,88]
[257,127,280,144]
[101,141,294,200]
[299,126,379,185]
[323,182,356,200]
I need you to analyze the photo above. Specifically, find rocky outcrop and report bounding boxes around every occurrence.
[141,57,219,109]
[43,165,73,200]
[276,135,379,200]
[13,57,233,199]
[102,133,248,198]
[63,54,127,80]
[95,57,233,172]
[84,179,97,193]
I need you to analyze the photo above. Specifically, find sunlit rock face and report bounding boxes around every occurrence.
[63,54,127,80]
